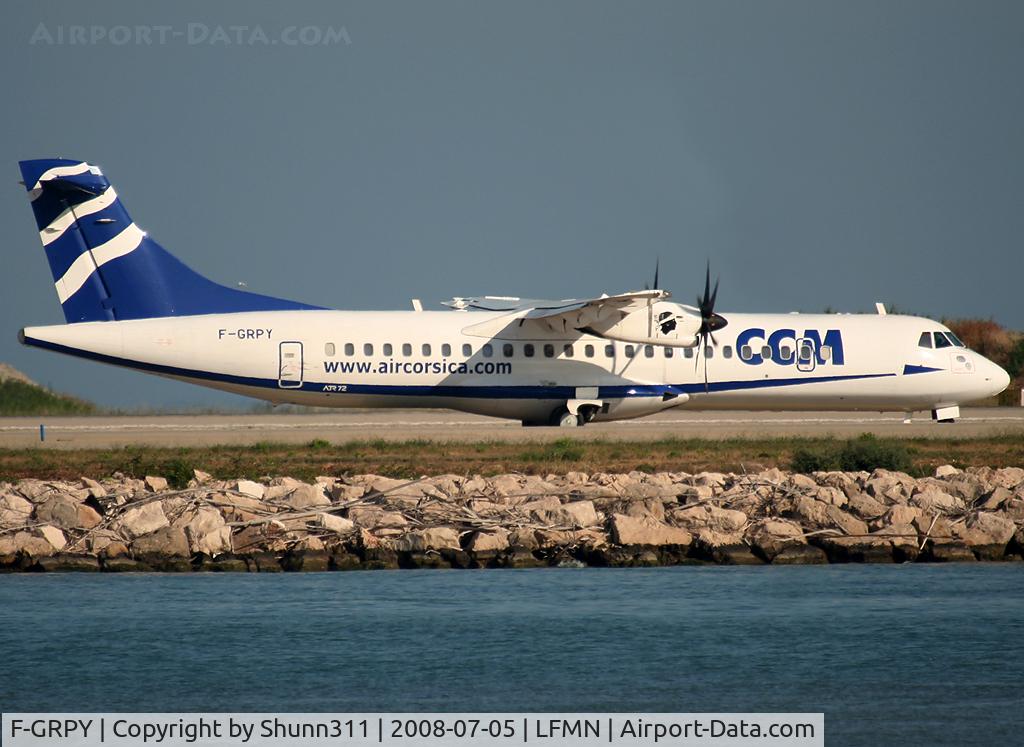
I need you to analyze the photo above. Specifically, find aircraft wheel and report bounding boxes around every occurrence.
[553,408,581,427]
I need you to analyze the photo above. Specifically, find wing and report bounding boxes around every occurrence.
[444,290,669,317]
[450,289,702,347]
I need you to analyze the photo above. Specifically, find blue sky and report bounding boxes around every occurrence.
[1,1,1021,409]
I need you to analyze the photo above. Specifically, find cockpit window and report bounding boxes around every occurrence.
[918,332,932,349]
[933,332,953,349]
[946,331,966,347]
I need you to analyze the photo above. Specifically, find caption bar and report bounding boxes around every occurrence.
[2,713,822,746]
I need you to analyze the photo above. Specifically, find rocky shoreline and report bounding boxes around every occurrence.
[1,465,1023,572]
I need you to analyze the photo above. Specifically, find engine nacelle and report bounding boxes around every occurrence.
[584,301,701,347]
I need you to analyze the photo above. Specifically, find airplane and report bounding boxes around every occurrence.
[15,158,1011,427]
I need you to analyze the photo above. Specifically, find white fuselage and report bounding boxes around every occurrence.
[21,309,1010,423]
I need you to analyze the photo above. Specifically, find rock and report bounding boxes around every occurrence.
[814,486,848,507]
[608,514,692,547]
[772,544,828,564]
[990,467,1024,490]
[316,513,356,534]
[977,486,1012,511]
[788,474,818,490]
[702,543,764,565]
[131,527,190,557]
[518,496,561,512]
[233,480,265,499]
[116,501,169,539]
[530,500,599,527]
[281,484,331,509]
[187,524,232,556]
[392,527,461,552]
[870,523,921,561]
[280,550,330,572]
[958,512,1017,560]
[192,469,212,483]
[934,465,960,478]
[846,493,887,519]
[508,528,540,551]
[909,487,963,513]
[347,507,409,530]
[814,535,895,563]
[32,554,101,572]
[466,529,510,555]
[865,477,904,503]
[623,499,666,522]
[102,557,153,572]
[389,528,458,549]
[877,505,923,528]
[746,519,806,561]
[0,531,54,557]
[144,475,169,492]
[38,525,67,551]
[330,483,368,502]
[0,494,33,527]
[923,541,977,562]
[36,497,102,530]
[790,496,829,527]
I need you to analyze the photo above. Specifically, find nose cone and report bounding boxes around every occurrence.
[981,358,1011,397]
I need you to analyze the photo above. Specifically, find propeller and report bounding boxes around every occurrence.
[644,258,660,291]
[694,261,728,392]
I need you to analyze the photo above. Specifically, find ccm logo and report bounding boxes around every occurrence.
[735,328,844,366]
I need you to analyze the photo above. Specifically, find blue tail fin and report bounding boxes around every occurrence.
[19,158,323,322]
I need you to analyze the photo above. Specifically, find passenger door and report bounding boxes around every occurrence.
[795,337,817,372]
[278,341,304,388]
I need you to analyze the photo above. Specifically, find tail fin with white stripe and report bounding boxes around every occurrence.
[19,158,321,323]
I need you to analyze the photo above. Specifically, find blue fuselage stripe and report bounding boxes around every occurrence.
[22,336,896,399]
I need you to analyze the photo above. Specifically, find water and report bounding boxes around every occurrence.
[1,566,1022,745]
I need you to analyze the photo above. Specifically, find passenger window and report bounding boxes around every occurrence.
[704,346,713,358]
[422,343,431,356]
[820,345,831,361]
[644,345,654,358]
[383,343,393,356]
[684,347,694,359]
[585,344,595,358]
[562,344,574,358]
[344,343,354,356]
[524,344,535,357]
[664,347,673,358]
[624,345,635,358]
[740,345,752,361]
[363,343,373,356]
[604,344,615,358]
[402,343,412,357]
[779,345,792,361]
[918,332,933,349]
[799,344,813,362]
[543,344,555,358]
[723,345,733,359]
[324,343,335,357]
[934,332,952,349]
[482,344,493,358]
[761,345,773,361]
[441,343,451,356]
[462,343,472,356]
[502,343,514,357]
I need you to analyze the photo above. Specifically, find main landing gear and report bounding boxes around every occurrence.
[522,404,601,428]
